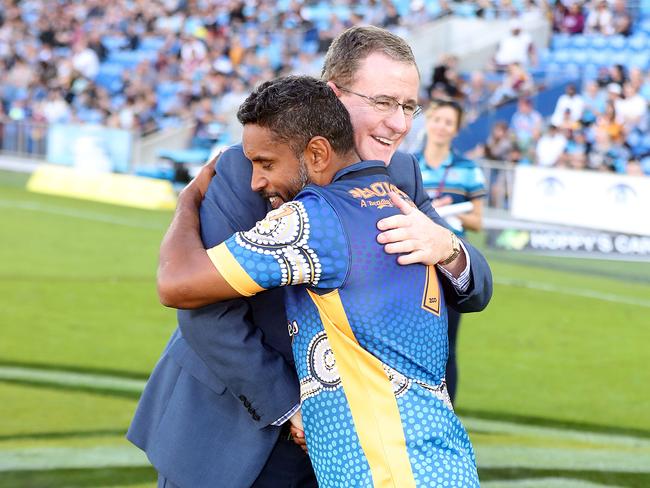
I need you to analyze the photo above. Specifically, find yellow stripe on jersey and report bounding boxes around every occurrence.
[421,265,441,316]
[307,289,416,488]
[207,243,265,297]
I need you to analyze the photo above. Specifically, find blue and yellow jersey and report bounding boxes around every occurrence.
[417,151,487,205]
[208,160,478,488]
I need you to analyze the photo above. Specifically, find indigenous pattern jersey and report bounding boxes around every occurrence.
[208,161,478,488]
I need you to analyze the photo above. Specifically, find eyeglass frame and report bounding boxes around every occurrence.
[336,85,422,118]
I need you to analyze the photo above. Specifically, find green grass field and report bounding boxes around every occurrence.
[1,169,649,488]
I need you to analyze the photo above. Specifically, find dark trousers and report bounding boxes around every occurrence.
[251,435,318,488]
[157,436,317,488]
[446,306,462,403]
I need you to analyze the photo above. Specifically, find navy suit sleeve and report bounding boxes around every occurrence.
[178,145,299,427]
[389,152,493,312]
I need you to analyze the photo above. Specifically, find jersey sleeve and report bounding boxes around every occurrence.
[465,163,488,200]
[207,192,349,296]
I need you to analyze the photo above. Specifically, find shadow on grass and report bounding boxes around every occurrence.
[0,429,127,442]
[0,466,156,488]
[479,467,650,488]
[0,359,150,380]
[457,407,650,439]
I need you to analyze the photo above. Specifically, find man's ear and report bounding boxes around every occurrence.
[305,136,332,177]
[327,81,342,97]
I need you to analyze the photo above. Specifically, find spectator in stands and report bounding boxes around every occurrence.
[71,39,100,80]
[596,99,625,143]
[581,79,606,125]
[41,88,71,124]
[493,19,536,69]
[484,120,515,161]
[463,71,492,122]
[585,0,614,35]
[616,82,648,130]
[489,62,534,106]
[551,83,584,127]
[510,97,543,157]
[536,124,568,166]
[415,99,487,403]
[559,1,586,35]
[612,0,633,36]
[429,54,461,97]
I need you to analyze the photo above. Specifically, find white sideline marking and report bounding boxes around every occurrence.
[482,479,624,488]
[0,445,149,471]
[0,199,166,230]
[495,277,650,308]
[0,367,145,394]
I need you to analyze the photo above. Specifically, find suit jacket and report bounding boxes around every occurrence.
[127,145,492,487]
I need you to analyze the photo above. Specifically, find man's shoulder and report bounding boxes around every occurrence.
[389,150,417,165]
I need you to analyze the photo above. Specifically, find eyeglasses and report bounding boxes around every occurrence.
[337,86,422,117]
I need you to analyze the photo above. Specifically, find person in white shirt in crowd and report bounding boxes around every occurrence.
[41,89,71,124]
[586,0,614,35]
[493,19,536,69]
[615,82,648,130]
[551,83,584,127]
[536,124,567,167]
[71,39,100,80]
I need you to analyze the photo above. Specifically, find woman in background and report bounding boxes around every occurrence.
[416,99,487,403]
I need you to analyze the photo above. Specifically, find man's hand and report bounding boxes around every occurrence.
[288,410,308,453]
[178,151,221,205]
[377,192,466,275]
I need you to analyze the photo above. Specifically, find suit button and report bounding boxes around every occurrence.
[252,414,261,421]
[238,395,246,402]
[244,400,251,408]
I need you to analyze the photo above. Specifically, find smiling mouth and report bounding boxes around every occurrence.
[372,136,395,146]
[268,195,284,209]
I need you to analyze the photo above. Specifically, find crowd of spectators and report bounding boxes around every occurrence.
[472,66,650,178]
[1,0,648,182]
[553,0,633,36]
[2,0,514,151]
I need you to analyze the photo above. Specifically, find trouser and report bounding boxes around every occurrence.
[157,426,318,488]
[446,306,462,403]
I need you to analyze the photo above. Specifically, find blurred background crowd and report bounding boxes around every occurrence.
[1,0,649,181]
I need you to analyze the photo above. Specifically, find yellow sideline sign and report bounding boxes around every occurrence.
[27,164,177,210]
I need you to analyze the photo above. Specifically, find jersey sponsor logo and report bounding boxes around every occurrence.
[348,182,412,209]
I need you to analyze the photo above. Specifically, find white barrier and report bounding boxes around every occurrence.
[511,166,650,237]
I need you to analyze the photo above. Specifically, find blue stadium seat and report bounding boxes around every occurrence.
[581,63,599,80]
[588,35,608,49]
[102,35,128,52]
[629,52,650,69]
[140,36,166,52]
[590,48,609,66]
[609,35,626,50]
[552,48,572,64]
[552,34,571,50]
[628,34,648,51]
[95,63,124,93]
[569,49,589,65]
[640,17,650,33]
[570,35,589,49]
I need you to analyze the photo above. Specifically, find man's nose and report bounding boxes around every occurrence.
[250,170,267,193]
[384,107,409,134]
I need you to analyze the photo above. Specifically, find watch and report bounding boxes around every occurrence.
[438,231,461,266]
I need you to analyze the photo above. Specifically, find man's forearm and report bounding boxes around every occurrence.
[157,185,223,308]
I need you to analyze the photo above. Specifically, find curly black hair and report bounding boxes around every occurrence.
[237,75,355,158]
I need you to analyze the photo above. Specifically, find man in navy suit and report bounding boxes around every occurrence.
[128,26,492,488]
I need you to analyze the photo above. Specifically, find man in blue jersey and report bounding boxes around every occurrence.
[158,75,480,488]
[128,26,491,488]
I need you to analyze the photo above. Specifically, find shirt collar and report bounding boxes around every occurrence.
[331,160,386,182]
